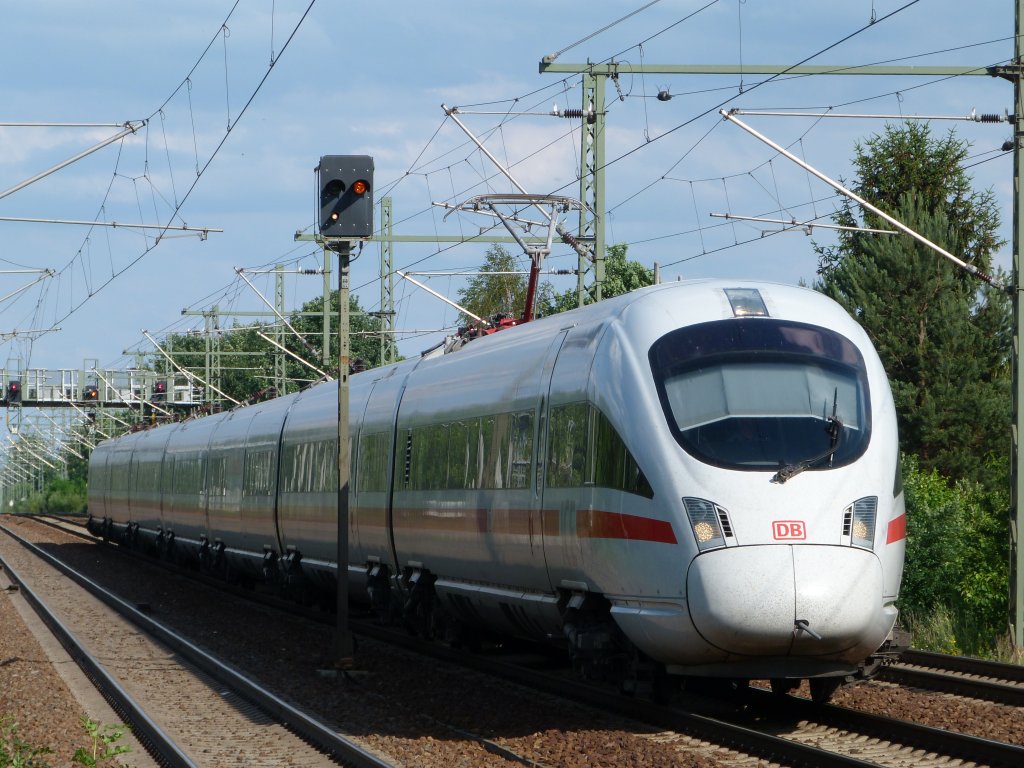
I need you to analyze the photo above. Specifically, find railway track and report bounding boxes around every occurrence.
[399,628,1024,768]
[880,649,1024,706]
[41,513,1024,703]
[16,513,1024,767]
[0,519,393,768]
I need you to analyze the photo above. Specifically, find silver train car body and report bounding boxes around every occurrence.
[88,280,906,687]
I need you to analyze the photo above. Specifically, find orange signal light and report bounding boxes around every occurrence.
[352,179,368,196]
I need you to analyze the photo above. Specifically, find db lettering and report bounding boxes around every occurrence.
[772,521,806,540]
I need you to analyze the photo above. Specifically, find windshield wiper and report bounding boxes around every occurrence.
[772,387,844,484]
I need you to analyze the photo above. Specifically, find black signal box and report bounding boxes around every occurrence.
[318,155,374,238]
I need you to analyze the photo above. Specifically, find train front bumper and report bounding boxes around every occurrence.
[685,544,886,658]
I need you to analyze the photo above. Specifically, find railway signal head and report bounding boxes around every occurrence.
[84,385,99,401]
[153,380,167,401]
[6,380,19,403]
[318,155,374,238]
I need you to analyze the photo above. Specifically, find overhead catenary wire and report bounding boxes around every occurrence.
[254,330,332,381]
[719,108,1008,292]
[9,0,999,391]
[143,330,241,407]
[727,108,1010,122]
[91,367,173,419]
[11,1,320,369]
[234,267,320,360]
[542,0,670,63]
[381,0,933,304]
[709,212,897,235]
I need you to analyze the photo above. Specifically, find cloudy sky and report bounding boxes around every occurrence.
[0,0,1014,377]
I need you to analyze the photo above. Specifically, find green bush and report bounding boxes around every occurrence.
[0,716,52,768]
[72,717,130,767]
[0,717,130,768]
[7,477,86,517]
[44,478,88,515]
[899,454,1010,656]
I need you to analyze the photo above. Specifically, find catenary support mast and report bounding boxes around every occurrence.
[1009,0,1024,648]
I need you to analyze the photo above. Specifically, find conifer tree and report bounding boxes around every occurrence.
[815,122,1010,488]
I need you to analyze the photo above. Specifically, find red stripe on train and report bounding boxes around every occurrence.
[886,513,907,544]
[577,509,678,544]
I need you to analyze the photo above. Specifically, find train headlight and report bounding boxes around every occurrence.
[723,287,769,317]
[844,496,877,549]
[684,497,730,551]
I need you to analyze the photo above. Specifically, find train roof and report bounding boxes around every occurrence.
[94,279,868,450]
[395,278,870,368]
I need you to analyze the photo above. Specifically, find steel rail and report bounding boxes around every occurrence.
[34,516,1024,766]
[0,540,196,767]
[25,516,871,767]
[879,649,1024,706]
[748,689,1024,768]
[880,665,1024,706]
[900,649,1024,682]
[0,523,395,768]
[353,622,879,768]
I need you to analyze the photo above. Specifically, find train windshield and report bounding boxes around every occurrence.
[649,319,871,471]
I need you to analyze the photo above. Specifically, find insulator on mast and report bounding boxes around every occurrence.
[557,108,596,124]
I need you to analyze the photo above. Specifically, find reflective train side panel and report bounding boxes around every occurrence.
[87,279,906,689]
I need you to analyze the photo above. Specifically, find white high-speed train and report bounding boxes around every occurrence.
[87,280,907,701]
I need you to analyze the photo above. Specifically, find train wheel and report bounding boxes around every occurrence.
[809,677,841,704]
[650,663,676,705]
[401,568,437,640]
[770,678,797,697]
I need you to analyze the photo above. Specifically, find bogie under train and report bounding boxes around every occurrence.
[88,280,907,700]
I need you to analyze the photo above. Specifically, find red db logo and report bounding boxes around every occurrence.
[772,521,806,540]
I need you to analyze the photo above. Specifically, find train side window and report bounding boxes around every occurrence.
[410,423,448,491]
[547,402,588,488]
[314,439,338,493]
[243,448,274,496]
[591,408,654,499]
[508,411,533,490]
[285,443,303,493]
[208,456,227,497]
[404,413,531,492]
[545,403,653,498]
[129,458,141,494]
[162,456,175,495]
[447,419,480,490]
[139,458,159,492]
[112,461,129,493]
[358,432,390,493]
[171,458,186,494]
[172,456,203,495]
[481,416,502,489]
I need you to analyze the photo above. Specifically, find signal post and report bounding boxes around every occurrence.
[317,154,374,666]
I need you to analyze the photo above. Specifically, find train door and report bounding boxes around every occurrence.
[537,321,603,589]
[128,450,140,523]
[349,374,383,556]
[533,329,570,591]
[87,444,111,522]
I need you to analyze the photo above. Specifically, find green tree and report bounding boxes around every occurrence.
[542,243,654,315]
[286,292,384,377]
[456,244,527,325]
[157,323,270,404]
[814,122,1011,490]
[153,293,384,405]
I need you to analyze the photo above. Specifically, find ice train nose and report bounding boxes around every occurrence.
[686,545,883,656]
